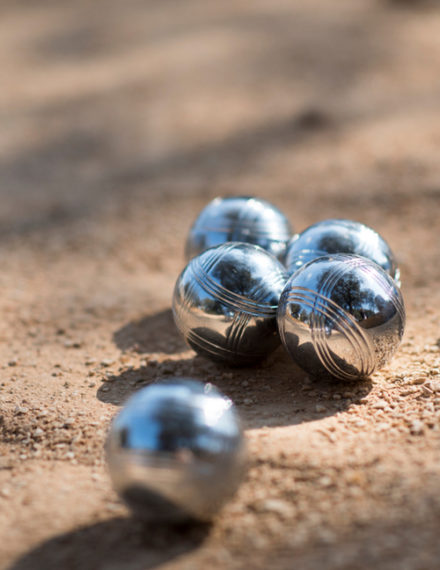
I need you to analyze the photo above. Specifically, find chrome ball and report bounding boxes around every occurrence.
[106,378,246,522]
[285,219,400,285]
[278,254,405,381]
[185,196,293,261]
[173,242,288,366]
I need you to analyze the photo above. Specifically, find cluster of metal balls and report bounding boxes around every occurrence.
[106,196,406,523]
[174,196,405,380]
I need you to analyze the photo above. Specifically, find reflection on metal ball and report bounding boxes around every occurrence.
[173,242,288,366]
[285,219,400,285]
[106,378,246,522]
[278,254,405,381]
[185,196,293,261]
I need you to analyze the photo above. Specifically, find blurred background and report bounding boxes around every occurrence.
[1,0,440,267]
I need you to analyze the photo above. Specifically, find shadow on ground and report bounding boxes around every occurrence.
[105,317,373,429]
[9,516,211,570]
[113,309,186,355]
[256,508,440,570]
[10,490,440,570]
[0,105,330,240]
[0,0,408,242]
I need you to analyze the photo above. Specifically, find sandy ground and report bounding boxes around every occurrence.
[1,0,440,568]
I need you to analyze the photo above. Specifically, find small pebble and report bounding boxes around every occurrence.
[253,499,293,517]
[410,377,426,385]
[410,421,424,435]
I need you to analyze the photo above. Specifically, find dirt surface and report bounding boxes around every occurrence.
[1,1,440,568]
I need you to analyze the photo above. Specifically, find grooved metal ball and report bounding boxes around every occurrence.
[185,196,293,261]
[285,219,400,285]
[278,254,405,381]
[106,378,246,522]
[173,242,288,366]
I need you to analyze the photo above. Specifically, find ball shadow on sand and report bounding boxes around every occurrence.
[98,344,373,430]
[113,309,187,355]
[9,516,211,570]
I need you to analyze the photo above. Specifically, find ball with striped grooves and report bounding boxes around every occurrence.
[173,242,288,366]
[278,254,405,381]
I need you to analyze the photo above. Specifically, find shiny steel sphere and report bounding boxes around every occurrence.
[173,242,288,366]
[106,378,246,522]
[285,219,400,285]
[278,254,405,381]
[185,196,293,261]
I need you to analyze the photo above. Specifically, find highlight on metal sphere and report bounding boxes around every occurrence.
[185,196,293,261]
[285,219,400,285]
[106,378,246,522]
[173,242,288,366]
[277,254,405,381]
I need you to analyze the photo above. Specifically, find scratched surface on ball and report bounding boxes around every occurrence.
[106,379,246,522]
[185,196,292,261]
[285,219,400,285]
[278,254,405,381]
[173,242,288,365]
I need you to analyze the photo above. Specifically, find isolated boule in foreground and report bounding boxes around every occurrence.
[106,378,246,522]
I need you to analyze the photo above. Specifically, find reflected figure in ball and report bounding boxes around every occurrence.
[173,242,288,366]
[185,196,293,261]
[278,254,405,381]
[285,219,400,285]
[106,378,246,522]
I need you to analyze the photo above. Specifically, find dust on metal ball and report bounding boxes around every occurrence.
[277,254,405,381]
[185,196,293,261]
[106,378,246,522]
[173,242,288,366]
[285,219,400,285]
